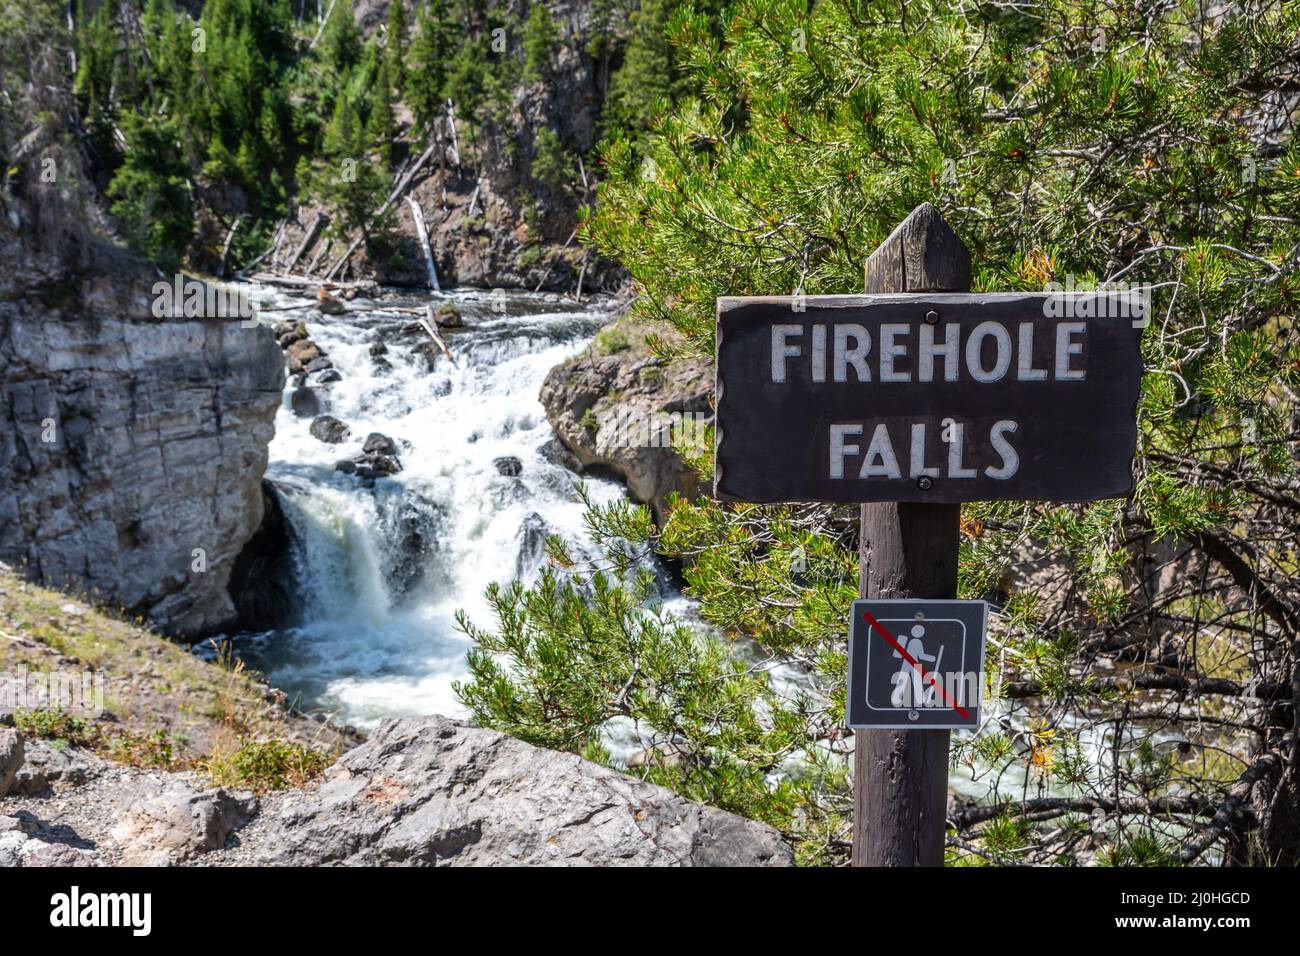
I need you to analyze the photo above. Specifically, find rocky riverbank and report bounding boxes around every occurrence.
[538,316,711,525]
[0,563,789,866]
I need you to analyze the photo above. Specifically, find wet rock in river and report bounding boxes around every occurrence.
[493,456,523,477]
[291,386,323,418]
[309,415,350,444]
[335,433,403,482]
[434,302,464,328]
[515,512,549,581]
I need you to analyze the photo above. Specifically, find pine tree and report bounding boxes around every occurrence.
[367,57,397,169]
[522,1,557,81]
[74,0,122,164]
[383,0,408,93]
[320,0,361,74]
[108,110,193,264]
[408,0,462,135]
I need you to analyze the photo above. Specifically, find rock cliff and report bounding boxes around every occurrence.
[0,213,285,636]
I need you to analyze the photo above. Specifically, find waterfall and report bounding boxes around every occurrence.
[236,288,631,729]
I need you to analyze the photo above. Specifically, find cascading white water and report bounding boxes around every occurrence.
[236,288,629,728]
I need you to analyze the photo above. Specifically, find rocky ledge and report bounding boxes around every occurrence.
[0,717,792,868]
[539,319,712,525]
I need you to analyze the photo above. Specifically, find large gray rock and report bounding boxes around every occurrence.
[539,342,711,525]
[0,729,22,798]
[0,224,285,635]
[112,781,258,867]
[260,716,792,867]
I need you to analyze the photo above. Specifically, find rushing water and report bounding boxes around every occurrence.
[235,288,630,729]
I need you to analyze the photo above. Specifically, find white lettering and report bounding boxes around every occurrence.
[1055,322,1086,379]
[965,321,1012,383]
[986,420,1020,478]
[829,424,862,478]
[771,325,802,383]
[879,324,910,381]
[1016,323,1048,380]
[918,323,959,382]
[834,324,871,382]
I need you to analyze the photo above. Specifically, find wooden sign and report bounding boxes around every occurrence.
[714,293,1143,503]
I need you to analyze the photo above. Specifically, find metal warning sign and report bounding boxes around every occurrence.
[847,599,987,729]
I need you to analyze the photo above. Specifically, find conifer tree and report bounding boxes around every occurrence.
[367,57,397,169]
[522,1,557,81]
[108,110,193,264]
[383,0,409,93]
[320,0,361,74]
[408,0,462,135]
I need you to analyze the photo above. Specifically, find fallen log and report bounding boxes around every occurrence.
[284,213,328,274]
[420,304,459,367]
[246,272,377,293]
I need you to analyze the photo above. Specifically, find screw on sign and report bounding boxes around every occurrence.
[712,204,1142,867]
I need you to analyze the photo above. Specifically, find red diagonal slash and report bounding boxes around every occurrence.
[862,610,971,719]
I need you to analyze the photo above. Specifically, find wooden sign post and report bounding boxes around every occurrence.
[713,203,1143,866]
[854,204,967,867]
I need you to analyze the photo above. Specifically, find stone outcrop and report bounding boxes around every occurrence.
[258,716,792,867]
[227,480,301,632]
[0,219,286,636]
[539,327,711,524]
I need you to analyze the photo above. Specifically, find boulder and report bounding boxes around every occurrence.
[290,386,323,418]
[286,338,324,375]
[434,302,464,328]
[0,729,22,798]
[112,782,258,866]
[379,491,444,600]
[363,433,400,458]
[258,716,792,867]
[309,415,351,444]
[335,433,402,482]
[8,740,103,795]
[274,320,307,348]
[514,512,548,581]
[493,455,523,477]
[315,368,343,384]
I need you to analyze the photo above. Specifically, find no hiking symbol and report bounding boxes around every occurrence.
[847,599,987,729]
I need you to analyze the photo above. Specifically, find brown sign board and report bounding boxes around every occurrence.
[714,293,1143,504]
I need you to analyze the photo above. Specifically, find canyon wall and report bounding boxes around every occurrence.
[0,213,284,636]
